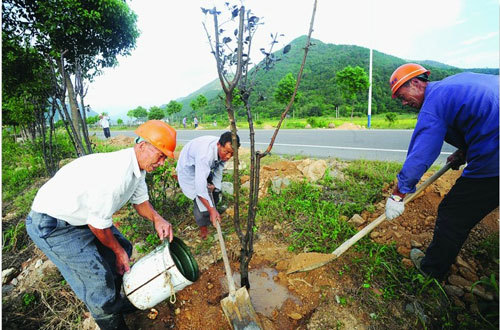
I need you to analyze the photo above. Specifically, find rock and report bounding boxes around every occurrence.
[287,312,303,320]
[328,123,335,129]
[397,246,411,257]
[410,240,423,248]
[35,259,43,268]
[448,275,472,288]
[10,278,18,286]
[401,258,413,269]
[463,293,475,303]
[222,181,234,195]
[81,316,99,330]
[175,308,181,315]
[451,296,465,308]
[370,231,380,239]
[444,285,464,297]
[469,303,480,314]
[458,267,479,282]
[207,283,214,290]
[2,284,14,295]
[425,215,435,223]
[418,213,426,219]
[394,232,402,238]
[348,214,365,226]
[296,159,327,182]
[468,286,494,301]
[455,256,473,271]
[2,268,17,284]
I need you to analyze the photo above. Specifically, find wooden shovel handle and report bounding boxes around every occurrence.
[211,192,237,294]
[331,162,452,259]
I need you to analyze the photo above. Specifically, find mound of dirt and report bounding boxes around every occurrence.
[106,135,135,147]
[335,122,365,130]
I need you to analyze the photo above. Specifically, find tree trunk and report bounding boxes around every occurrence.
[66,74,81,140]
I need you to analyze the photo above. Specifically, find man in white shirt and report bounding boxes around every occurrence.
[176,132,240,239]
[26,120,177,330]
[99,114,111,138]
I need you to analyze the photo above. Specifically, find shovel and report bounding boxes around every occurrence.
[287,162,452,274]
[210,192,262,329]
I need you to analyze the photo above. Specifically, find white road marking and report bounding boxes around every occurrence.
[177,139,453,155]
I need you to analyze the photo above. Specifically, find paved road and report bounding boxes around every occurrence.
[99,129,456,164]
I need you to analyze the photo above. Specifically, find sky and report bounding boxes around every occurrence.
[85,0,499,118]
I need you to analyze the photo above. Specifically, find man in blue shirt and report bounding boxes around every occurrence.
[385,63,499,280]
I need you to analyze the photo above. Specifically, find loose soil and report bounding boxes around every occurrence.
[4,153,498,329]
[123,167,498,329]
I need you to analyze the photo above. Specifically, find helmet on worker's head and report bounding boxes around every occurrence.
[135,120,176,158]
[389,63,430,98]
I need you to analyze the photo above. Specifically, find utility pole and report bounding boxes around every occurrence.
[367,48,373,128]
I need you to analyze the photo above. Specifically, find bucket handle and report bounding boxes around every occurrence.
[162,240,177,304]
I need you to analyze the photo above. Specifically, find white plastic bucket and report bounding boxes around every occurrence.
[123,237,199,310]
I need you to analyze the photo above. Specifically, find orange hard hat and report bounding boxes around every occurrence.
[389,63,430,98]
[135,120,176,158]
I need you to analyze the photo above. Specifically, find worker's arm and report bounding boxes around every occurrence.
[386,112,447,220]
[133,200,173,242]
[88,225,130,275]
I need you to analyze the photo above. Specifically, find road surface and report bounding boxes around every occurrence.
[97,128,455,164]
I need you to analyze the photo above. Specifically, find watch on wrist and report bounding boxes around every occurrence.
[390,194,403,202]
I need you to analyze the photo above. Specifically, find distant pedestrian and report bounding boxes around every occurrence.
[182,117,187,129]
[99,114,111,139]
[193,116,199,128]
[213,120,217,127]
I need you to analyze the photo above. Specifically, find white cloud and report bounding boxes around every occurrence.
[86,0,497,117]
[461,31,499,45]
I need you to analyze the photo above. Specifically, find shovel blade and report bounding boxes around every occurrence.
[221,287,262,330]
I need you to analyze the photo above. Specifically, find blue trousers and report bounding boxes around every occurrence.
[26,211,132,329]
[421,176,499,280]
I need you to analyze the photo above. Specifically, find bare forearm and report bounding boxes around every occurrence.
[134,200,174,241]
[133,200,161,223]
[88,225,125,255]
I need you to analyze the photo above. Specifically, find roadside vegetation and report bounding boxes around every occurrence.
[2,134,497,329]
[90,113,418,133]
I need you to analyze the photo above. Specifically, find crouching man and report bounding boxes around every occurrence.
[26,120,177,329]
[176,132,240,239]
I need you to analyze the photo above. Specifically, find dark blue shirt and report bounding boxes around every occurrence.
[397,72,499,193]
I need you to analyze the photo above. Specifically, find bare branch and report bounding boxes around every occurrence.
[262,0,318,156]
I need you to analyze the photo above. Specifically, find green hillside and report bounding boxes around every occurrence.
[176,35,499,120]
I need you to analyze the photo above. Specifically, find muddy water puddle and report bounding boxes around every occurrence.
[220,267,301,317]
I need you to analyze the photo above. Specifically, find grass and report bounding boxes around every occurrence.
[91,113,418,132]
[256,158,499,329]
[3,130,498,329]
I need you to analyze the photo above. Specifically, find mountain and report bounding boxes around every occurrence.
[172,35,499,119]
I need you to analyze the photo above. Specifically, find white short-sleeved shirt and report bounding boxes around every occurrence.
[176,136,224,211]
[31,148,148,229]
[100,117,110,129]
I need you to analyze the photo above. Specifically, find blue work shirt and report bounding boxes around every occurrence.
[397,72,499,193]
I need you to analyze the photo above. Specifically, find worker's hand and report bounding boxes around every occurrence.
[385,195,405,220]
[154,218,174,242]
[208,207,221,227]
[115,250,130,275]
[447,150,465,170]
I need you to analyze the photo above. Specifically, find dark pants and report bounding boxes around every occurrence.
[421,176,499,280]
[193,191,220,227]
[26,211,133,329]
[103,127,111,138]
